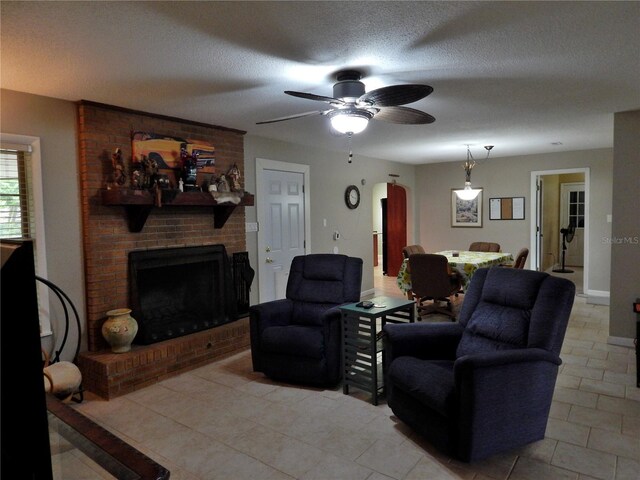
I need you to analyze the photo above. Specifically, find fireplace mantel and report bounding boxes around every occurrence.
[102,188,255,231]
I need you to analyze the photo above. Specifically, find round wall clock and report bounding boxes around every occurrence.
[345,185,360,209]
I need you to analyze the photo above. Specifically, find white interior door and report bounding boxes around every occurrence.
[258,168,306,302]
[535,176,544,271]
[560,183,585,267]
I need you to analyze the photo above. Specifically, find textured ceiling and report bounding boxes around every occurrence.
[1,1,639,164]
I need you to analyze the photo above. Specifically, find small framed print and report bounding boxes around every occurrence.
[451,188,483,227]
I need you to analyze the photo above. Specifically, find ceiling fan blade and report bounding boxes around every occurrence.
[373,106,435,124]
[256,109,330,125]
[285,91,345,105]
[359,84,433,107]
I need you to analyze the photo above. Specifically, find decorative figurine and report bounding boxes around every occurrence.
[131,163,143,189]
[156,174,171,189]
[112,148,126,186]
[216,173,230,192]
[181,149,198,191]
[179,145,189,169]
[227,164,242,191]
[142,155,159,189]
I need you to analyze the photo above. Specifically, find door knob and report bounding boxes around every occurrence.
[265,246,271,252]
[266,257,273,263]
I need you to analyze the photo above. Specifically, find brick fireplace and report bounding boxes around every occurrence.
[76,101,252,399]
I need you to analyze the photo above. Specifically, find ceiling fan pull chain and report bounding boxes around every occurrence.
[348,133,353,163]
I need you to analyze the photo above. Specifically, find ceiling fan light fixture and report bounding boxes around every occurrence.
[329,109,373,135]
[257,69,435,133]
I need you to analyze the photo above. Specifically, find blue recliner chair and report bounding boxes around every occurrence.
[383,267,575,462]
[250,254,363,387]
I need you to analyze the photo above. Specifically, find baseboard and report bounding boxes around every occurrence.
[585,289,610,305]
[607,336,635,348]
[361,288,376,298]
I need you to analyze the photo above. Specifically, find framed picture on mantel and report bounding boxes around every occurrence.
[451,188,483,227]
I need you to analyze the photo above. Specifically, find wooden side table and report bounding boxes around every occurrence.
[339,296,415,405]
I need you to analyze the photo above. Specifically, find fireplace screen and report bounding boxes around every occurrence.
[129,245,237,345]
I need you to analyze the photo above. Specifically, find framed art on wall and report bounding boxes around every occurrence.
[489,197,525,220]
[451,188,483,227]
[131,131,216,169]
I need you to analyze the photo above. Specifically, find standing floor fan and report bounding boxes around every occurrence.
[553,222,576,273]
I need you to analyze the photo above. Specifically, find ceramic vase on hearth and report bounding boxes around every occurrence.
[102,308,138,353]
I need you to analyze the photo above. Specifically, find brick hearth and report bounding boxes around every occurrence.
[76,101,251,399]
[78,317,249,399]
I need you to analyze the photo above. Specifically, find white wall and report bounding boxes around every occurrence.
[415,149,613,294]
[611,110,640,341]
[1,89,85,359]
[244,135,417,303]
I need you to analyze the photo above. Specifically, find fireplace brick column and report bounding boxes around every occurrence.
[77,101,251,398]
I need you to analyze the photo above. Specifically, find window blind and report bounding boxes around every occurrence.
[0,148,34,239]
[0,138,51,336]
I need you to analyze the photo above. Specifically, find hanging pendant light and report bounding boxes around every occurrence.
[454,145,493,200]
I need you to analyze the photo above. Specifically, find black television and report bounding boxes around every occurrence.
[1,239,53,478]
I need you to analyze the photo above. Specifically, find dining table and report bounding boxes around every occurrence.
[396,250,514,297]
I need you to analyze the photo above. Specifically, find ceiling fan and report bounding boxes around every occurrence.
[256,70,435,135]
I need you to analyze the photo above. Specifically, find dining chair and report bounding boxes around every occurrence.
[499,247,529,269]
[468,241,501,252]
[401,245,426,300]
[402,244,426,259]
[408,253,462,320]
[511,247,529,268]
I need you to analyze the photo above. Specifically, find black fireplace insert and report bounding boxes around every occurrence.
[129,245,237,345]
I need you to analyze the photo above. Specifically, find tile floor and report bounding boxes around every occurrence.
[68,267,638,480]
[545,266,584,295]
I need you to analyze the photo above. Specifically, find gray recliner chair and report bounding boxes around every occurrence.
[384,267,575,462]
[250,254,363,387]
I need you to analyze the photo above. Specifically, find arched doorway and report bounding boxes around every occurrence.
[373,182,407,277]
